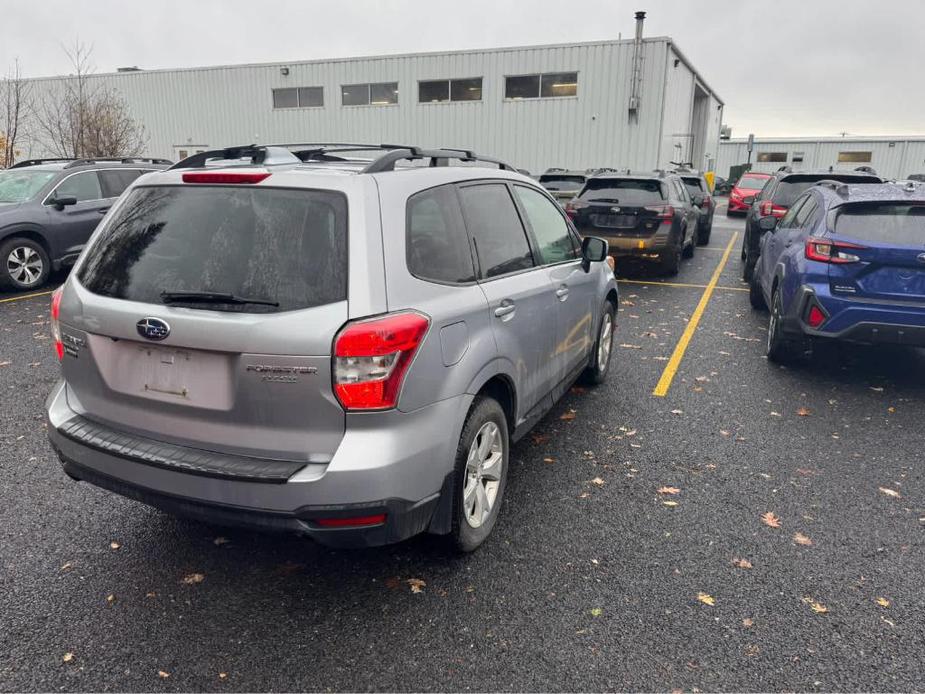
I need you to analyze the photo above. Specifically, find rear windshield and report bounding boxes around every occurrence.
[773,175,880,206]
[579,178,665,204]
[539,175,586,191]
[737,175,769,190]
[681,177,705,195]
[834,203,925,246]
[0,170,56,203]
[77,185,348,313]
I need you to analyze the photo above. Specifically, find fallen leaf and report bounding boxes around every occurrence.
[146,591,157,599]
[793,532,813,546]
[181,572,205,585]
[106,593,116,604]
[761,511,781,528]
[60,562,73,571]
[879,487,901,498]
[531,433,549,445]
[875,597,890,608]
[407,578,426,594]
[589,607,602,617]
[796,407,812,416]
[218,673,228,680]
[670,409,683,415]
[109,541,121,550]
[770,411,782,417]
[732,558,753,569]
[0,361,10,367]
[158,670,171,679]
[560,410,577,421]
[591,477,605,487]
[619,343,642,349]
[720,430,731,437]
[657,486,680,495]
[802,597,828,614]
[543,457,555,464]
[742,618,754,627]
[870,386,884,392]
[887,406,896,413]
[213,536,229,546]
[697,592,715,606]
[62,652,74,663]
[662,500,679,507]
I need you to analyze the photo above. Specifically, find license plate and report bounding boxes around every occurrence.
[138,345,193,398]
[592,214,636,228]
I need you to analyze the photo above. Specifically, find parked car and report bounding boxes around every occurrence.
[713,175,729,195]
[741,167,882,280]
[566,170,700,275]
[538,168,589,205]
[907,173,925,183]
[674,168,715,244]
[45,144,619,552]
[727,171,770,216]
[749,180,925,363]
[0,157,171,291]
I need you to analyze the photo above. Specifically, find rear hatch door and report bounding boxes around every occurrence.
[571,178,666,237]
[61,180,351,462]
[827,201,925,303]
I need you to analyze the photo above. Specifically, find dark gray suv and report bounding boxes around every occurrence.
[0,157,170,291]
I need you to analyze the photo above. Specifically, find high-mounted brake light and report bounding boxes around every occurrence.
[644,204,675,223]
[333,311,430,410]
[804,237,865,264]
[182,172,271,184]
[50,287,64,360]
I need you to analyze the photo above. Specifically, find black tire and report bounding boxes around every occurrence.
[749,272,767,310]
[766,288,801,364]
[582,301,615,385]
[660,244,682,276]
[682,226,696,259]
[449,396,510,553]
[742,248,757,282]
[0,237,51,292]
[697,222,712,246]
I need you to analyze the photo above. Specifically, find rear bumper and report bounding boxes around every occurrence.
[46,381,470,547]
[597,228,672,257]
[727,197,750,213]
[792,284,925,346]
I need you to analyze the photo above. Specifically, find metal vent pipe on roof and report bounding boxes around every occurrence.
[629,10,646,116]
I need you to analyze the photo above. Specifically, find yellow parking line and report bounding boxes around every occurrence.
[0,289,54,304]
[652,232,738,397]
[618,279,748,293]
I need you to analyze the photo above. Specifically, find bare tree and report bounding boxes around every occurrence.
[0,59,31,167]
[34,41,146,159]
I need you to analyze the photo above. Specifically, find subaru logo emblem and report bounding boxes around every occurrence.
[136,317,170,341]
[918,253,925,264]
[610,206,622,214]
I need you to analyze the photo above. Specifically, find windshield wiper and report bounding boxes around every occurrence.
[160,290,279,307]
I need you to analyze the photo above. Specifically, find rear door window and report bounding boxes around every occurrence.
[794,197,819,227]
[52,171,103,202]
[98,169,148,198]
[77,185,348,313]
[834,204,925,245]
[681,177,705,196]
[513,185,578,264]
[458,183,534,278]
[579,179,665,204]
[406,184,476,284]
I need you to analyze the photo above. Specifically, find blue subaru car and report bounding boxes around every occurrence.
[749,179,925,362]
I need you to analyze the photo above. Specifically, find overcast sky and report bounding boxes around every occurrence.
[2,0,922,138]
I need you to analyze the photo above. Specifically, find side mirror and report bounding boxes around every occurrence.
[743,196,756,206]
[692,194,705,207]
[49,194,78,210]
[581,236,608,271]
[758,216,778,233]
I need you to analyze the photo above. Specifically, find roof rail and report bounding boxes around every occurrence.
[9,158,76,169]
[854,165,878,175]
[362,147,515,173]
[63,156,173,169]
[168,145,300,170]
[777,165,793,173]
[545,167,567,173]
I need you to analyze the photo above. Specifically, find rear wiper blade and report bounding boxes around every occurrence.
[160,290,279,307]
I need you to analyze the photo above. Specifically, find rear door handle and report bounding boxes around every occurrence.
[97,208,110,214]
[555,284,569,301]
[494,301,516,319]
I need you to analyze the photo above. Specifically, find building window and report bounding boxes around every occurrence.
[757,152,788,163]
[792,151,805,163]
[418,77,483,103]
[272,86,324,109]
[342,82,399,106]
[838,151,872,163]
[505,72,578,100]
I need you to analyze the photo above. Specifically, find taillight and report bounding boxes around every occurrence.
[804,237,865,264]
[759,201,787,218]
[182,172,270,184]
[565,200,587,220]
[333,311,430,410]
[644,204,675,223]
[702,195,712,209]
[50,287,64,360]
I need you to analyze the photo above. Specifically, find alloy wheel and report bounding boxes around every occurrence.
[598,312,613,371]
[7,246,44,286]
[463,421,504,529]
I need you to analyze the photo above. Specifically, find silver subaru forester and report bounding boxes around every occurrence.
[45,144,618,551]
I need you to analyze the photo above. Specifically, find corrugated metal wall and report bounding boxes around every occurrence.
[717,139,925,180]
[21,37,721,174]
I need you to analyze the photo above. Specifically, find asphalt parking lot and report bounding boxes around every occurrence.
[1,204,923,692]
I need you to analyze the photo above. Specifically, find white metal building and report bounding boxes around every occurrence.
[717,137,925,181]
[20,15,724,174]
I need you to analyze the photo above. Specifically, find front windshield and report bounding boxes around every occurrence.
[0,170,56,203]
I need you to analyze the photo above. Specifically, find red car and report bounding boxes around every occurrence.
[727,172,771,215]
